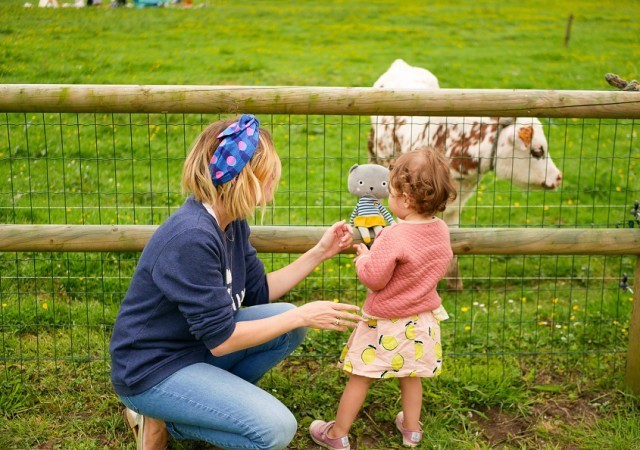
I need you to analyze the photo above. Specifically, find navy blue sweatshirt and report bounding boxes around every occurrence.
[109,196,269,396]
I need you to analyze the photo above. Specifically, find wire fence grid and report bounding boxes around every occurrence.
[0,111,638,391]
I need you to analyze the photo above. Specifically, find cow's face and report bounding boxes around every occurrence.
[495,121,563,190]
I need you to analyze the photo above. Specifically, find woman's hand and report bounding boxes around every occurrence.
[314,220,353,261]
[296,301,362,332]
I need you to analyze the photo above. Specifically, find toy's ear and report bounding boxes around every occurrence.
[349,164,359,173]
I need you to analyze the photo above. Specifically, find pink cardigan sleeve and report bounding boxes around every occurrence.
[355,228,400,291]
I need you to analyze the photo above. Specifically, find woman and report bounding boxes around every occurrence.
[110,114,361,449]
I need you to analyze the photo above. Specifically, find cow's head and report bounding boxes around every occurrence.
[494,119,562,190]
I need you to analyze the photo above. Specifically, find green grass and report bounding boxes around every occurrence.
[1,0,640,448]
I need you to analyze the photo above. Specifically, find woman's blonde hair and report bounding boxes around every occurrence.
[389,147,457,216]
[182,117,281,221]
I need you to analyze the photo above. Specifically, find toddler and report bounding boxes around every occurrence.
[310,147,457,449]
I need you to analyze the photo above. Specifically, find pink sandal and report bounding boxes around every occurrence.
[309,420,350,450]
[396,412,423,447]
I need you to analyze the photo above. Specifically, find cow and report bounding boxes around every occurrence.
[368,59,563,290]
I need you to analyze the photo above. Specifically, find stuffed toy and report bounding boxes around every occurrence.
[348,163,396,245]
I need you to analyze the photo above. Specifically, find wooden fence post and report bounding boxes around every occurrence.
[625,256,640,394]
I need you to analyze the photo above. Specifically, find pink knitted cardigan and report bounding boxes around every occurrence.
[355,220,452,318]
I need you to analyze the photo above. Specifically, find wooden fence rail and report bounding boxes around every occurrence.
[1,224,640,255]
[1,84,639,118]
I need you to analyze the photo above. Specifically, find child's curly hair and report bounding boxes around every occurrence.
[389,147,457,216]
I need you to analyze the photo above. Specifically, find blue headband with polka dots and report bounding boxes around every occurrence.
[209,114,260,186]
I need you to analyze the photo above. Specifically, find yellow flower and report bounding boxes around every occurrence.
[552,298,559,303]
[572,305,579,311]
[42,303,48,310]
[1,303,7,308]
[622,328,628,334]
[460,306,470,312]
[333,298,340,303]
[464,326,471,331]
[521,297,527,303]
[538,321,547,326]
[514,202,520,207]
[616,186,621,192]
[345,264,351,268]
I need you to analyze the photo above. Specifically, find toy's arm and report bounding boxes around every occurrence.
[349,205,358,225]
[378,203,396,224]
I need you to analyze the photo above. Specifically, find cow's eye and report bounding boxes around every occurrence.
[531,147,545,159]
[381,181,388,187]
[358,180,364,185]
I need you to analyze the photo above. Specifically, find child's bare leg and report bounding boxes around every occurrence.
[329,374,373,438]
[398,377,422,430]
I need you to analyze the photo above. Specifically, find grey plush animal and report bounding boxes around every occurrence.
[348,163,396,245]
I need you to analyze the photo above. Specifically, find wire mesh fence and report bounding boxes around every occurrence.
[1,110,638,391]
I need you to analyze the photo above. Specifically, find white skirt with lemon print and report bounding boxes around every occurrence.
[338,308,446,379]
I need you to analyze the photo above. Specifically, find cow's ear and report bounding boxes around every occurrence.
[349,164,359,173]
[518,126,533,147]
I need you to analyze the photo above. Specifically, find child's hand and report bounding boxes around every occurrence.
[353,243,370,262]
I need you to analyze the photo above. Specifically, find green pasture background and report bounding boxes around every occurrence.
[1,0,639,449]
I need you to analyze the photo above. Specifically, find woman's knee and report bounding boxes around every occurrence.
[256,408,297,450]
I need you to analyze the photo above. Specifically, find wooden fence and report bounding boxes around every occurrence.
[1,84,639,392]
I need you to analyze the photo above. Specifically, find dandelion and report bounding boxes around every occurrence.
[567,199,573,205]
[461,306,470,312]
[514,202,520,207]
[544,205,549,211]
[464,326,471,331]
[572,305,579,311]
[613,320,619,326]
[345,263,351,268]
[622,328,628,334]
[42,303,48,310]
[333,298,340,303]
[521,297,527,303]
[552,298,559,303]
[1,303,7,308]
[616,186,621,192]
[538,321,547,326]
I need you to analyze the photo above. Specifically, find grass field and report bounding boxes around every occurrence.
[1,0,640,448]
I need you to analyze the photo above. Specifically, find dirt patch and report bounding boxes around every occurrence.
[471,395,599,448]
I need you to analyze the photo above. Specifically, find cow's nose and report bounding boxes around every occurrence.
[556,173,563,184]
[369,187,374,191]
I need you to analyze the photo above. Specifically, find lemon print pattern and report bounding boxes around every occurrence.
[381,370,396,378]
[391,353,404,371]
[414,340,424,361]
[367,319,378,328]
[343,360,353,374]
[361,345,376,365]
[405,323,415,340]
[340,344,349,362]
[434,342,442,360]
[380,335,398,351]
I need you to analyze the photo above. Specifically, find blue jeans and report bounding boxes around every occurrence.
[119,302,307,450]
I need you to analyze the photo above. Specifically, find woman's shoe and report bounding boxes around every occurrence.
[395,412,423,447]
[309,420,350,450]
[125,407,144,450]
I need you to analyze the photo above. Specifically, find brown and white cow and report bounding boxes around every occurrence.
[368,59,563,290]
